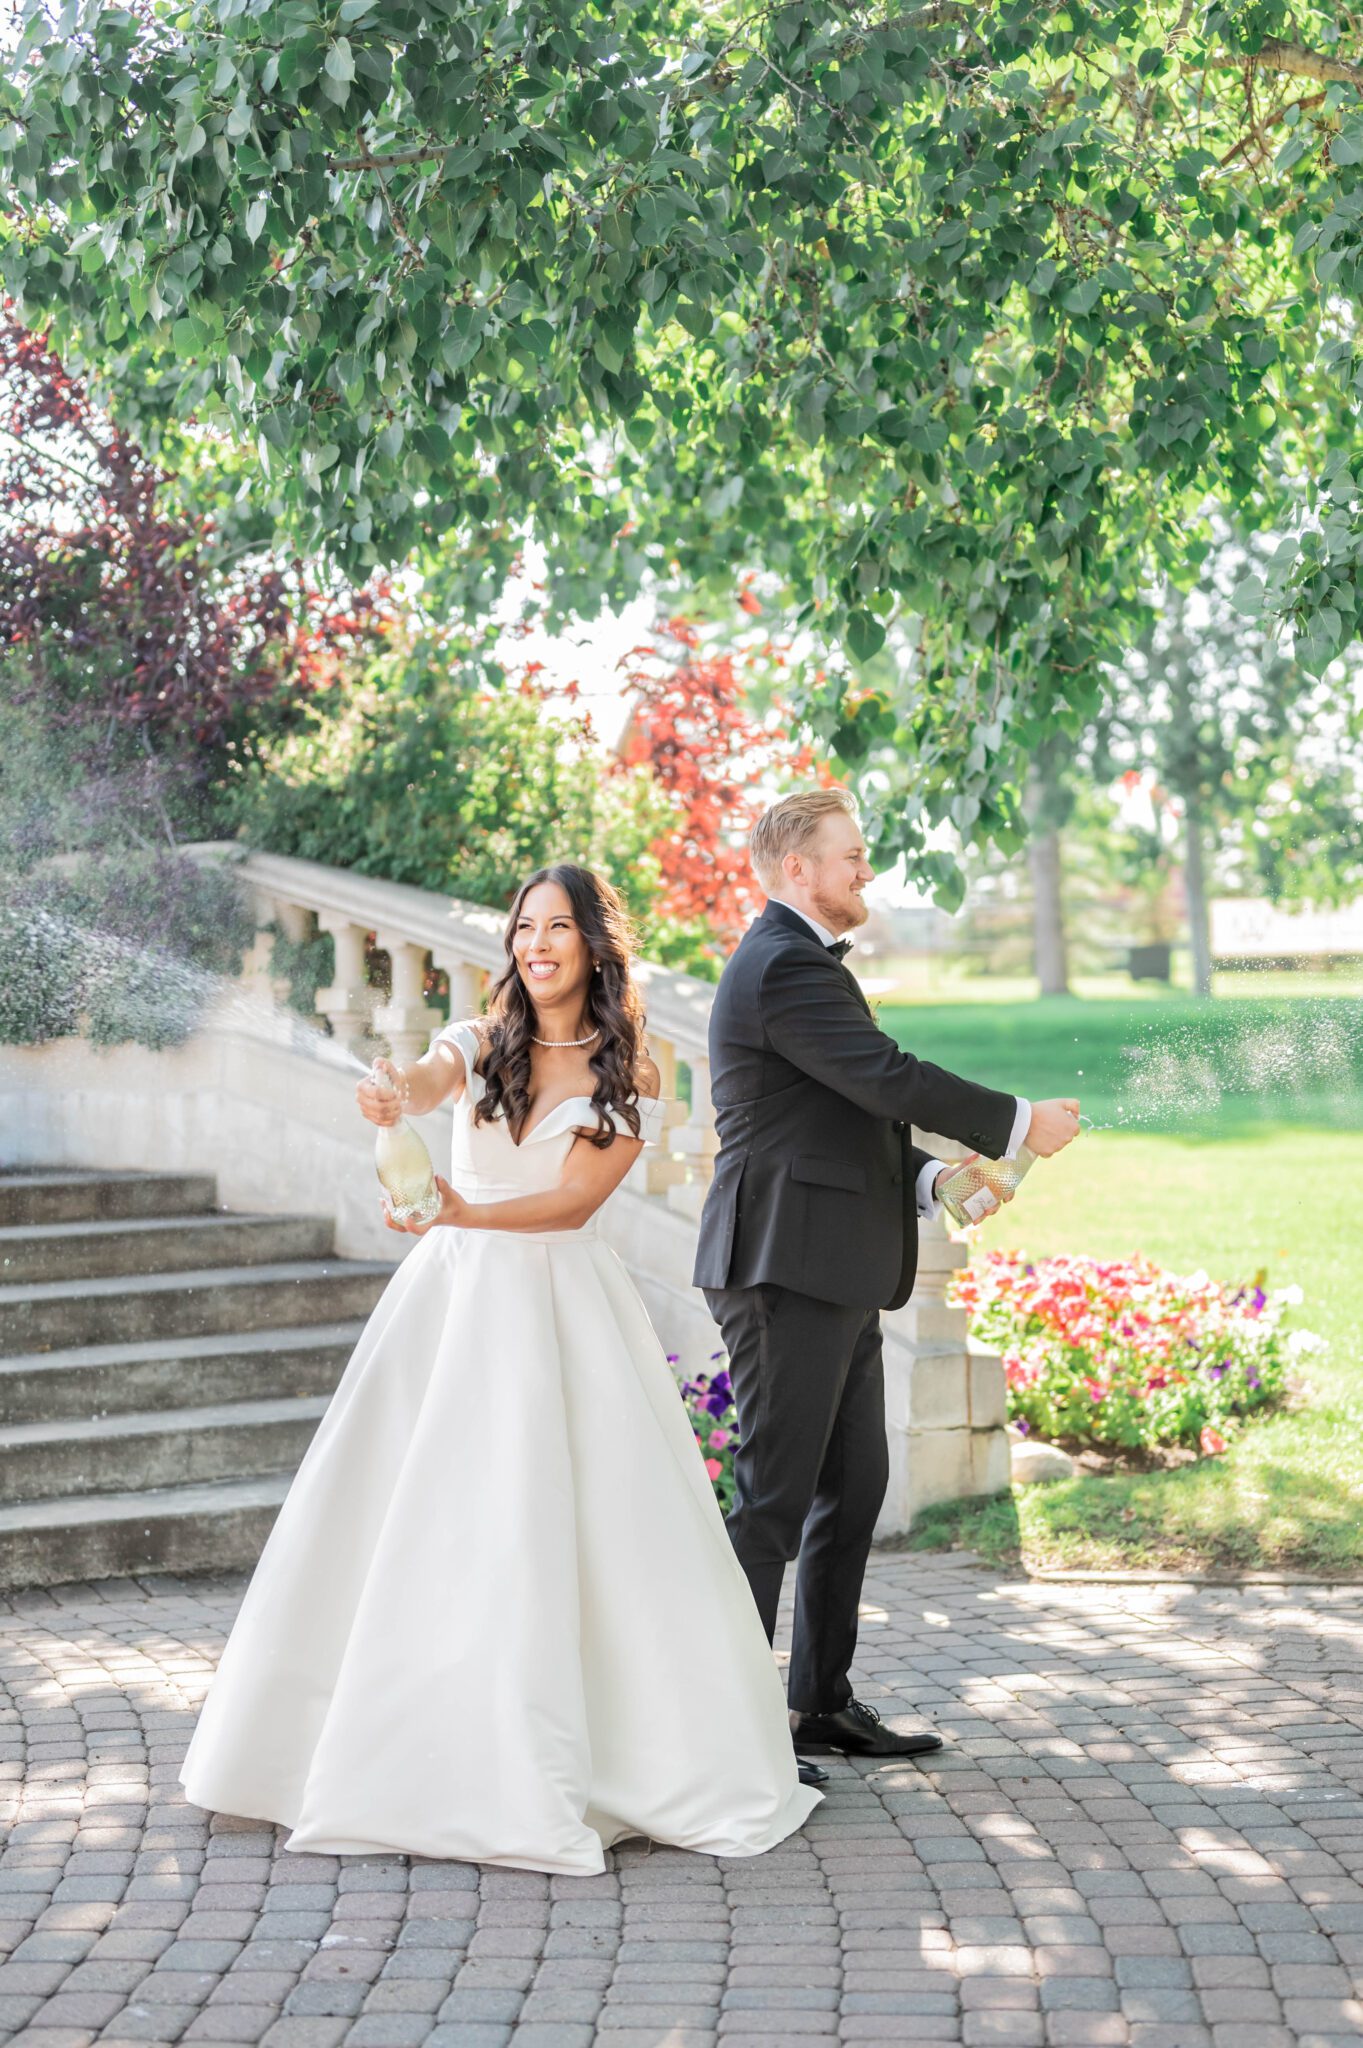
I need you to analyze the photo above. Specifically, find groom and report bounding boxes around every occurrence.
[695,789,1080,1785]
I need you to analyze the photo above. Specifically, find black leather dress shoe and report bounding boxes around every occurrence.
[791,1700,944,1758]
[796,1756,829,1787]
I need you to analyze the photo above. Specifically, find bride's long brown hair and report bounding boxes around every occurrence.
[473,864,648,1146]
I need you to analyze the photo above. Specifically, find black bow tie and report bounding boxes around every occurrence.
[828,939,854,960]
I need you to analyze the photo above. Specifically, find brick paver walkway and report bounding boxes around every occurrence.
[2,1553,1362,2048]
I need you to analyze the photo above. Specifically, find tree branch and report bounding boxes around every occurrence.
[327,143,448,171]
[1222,37,1363,92]
[322,31,1363,189]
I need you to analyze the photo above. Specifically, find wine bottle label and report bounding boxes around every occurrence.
[962,1186,997,1222]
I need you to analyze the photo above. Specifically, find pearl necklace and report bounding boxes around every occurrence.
[531,1026,600,1048]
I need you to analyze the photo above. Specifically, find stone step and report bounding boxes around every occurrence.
[0,1169,219,1228]
[0,1258,394,1356]
[0,1323,363,1423]
[0,1395,330,1506]
[0,1474,292,1592]
[0,1211,335,1285]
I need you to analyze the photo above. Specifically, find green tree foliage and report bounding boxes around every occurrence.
[6,1,1363,888]
[1091,530,1363,992]
[229,625,683,955]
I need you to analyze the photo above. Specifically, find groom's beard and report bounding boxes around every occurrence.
[809,882,869,936]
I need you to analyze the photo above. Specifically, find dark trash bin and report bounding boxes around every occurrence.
[1127,941,1172,982]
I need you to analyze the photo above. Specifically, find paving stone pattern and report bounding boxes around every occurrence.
[2,1553,1363,2048]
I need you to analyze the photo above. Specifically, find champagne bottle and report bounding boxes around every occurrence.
[370,1064,441,1226]
[938,1143,1037,1228]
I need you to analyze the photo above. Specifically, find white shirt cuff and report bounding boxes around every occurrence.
[1004,1098,1030,1160]
[916,1158,947,1222]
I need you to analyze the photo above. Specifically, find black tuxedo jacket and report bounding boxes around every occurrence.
[692,899,1019,1311]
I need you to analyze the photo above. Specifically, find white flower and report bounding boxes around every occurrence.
[1286,1328,1326,1359]
[1273,1284,1304,1307]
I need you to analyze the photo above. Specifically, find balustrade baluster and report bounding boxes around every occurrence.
[431,955,487,1034]
[666,1053,719,1220]
[315,914,372,1053]
[241,894,313,1013]
[373,934,441,1063]
[628,1035,687,1194]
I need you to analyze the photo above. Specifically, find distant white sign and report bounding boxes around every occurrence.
[1211,898,1363,960]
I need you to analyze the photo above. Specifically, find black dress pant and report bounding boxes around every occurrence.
[703,1282,889,1715]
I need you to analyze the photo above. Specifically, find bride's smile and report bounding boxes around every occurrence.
[514,881,596,1032]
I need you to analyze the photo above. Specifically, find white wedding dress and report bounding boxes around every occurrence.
[180,1023,821,1874]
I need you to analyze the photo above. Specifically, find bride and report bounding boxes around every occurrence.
[180,862,821,1874]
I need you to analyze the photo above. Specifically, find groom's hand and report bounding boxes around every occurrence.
[1026,1098,1082,1157]
[934,1153,1009,1216]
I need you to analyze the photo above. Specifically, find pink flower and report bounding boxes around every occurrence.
[708,1429,730,1450]
[704,1458,724,1481]
[1199,1426,1227,1457]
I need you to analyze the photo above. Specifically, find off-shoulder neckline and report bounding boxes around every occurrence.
[437,1022,659,1146]
[507,1093,664,1148]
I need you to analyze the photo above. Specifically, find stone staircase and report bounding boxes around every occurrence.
[0,1168,392,1590]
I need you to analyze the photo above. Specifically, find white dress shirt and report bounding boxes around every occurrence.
[774,899,1030,1221]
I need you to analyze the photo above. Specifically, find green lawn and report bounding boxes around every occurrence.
[882,993,1363,1575]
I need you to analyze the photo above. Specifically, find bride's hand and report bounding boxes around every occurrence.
[357,1058,407,1127]
[383,1175,467,1235]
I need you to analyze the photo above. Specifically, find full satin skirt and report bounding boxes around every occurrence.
[179,1227,820,1873]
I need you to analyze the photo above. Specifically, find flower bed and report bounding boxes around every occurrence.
[672,1354,738,1512]
[950,1251,1323,1454]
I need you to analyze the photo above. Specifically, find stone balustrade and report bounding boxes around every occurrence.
[0,844,1009,1532]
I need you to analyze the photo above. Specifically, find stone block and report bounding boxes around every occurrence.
[971,1426,1012,1496]
[969,1353,1007,1430]
[902,1430,975,1514]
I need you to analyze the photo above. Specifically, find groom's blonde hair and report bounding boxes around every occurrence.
[750,788,859,890]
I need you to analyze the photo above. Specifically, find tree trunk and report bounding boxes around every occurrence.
[1183,798,1214,998]
[1028,823,1070,996]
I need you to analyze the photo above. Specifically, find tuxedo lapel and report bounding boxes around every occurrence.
[758,901,875,1021]
[845,971,874,1023]
[758,899,828,949]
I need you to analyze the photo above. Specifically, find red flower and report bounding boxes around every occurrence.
[1199,1426,1227,1457]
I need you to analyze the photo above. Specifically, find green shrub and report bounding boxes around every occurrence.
[228,634,693,959]
[0,854,254,1050]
